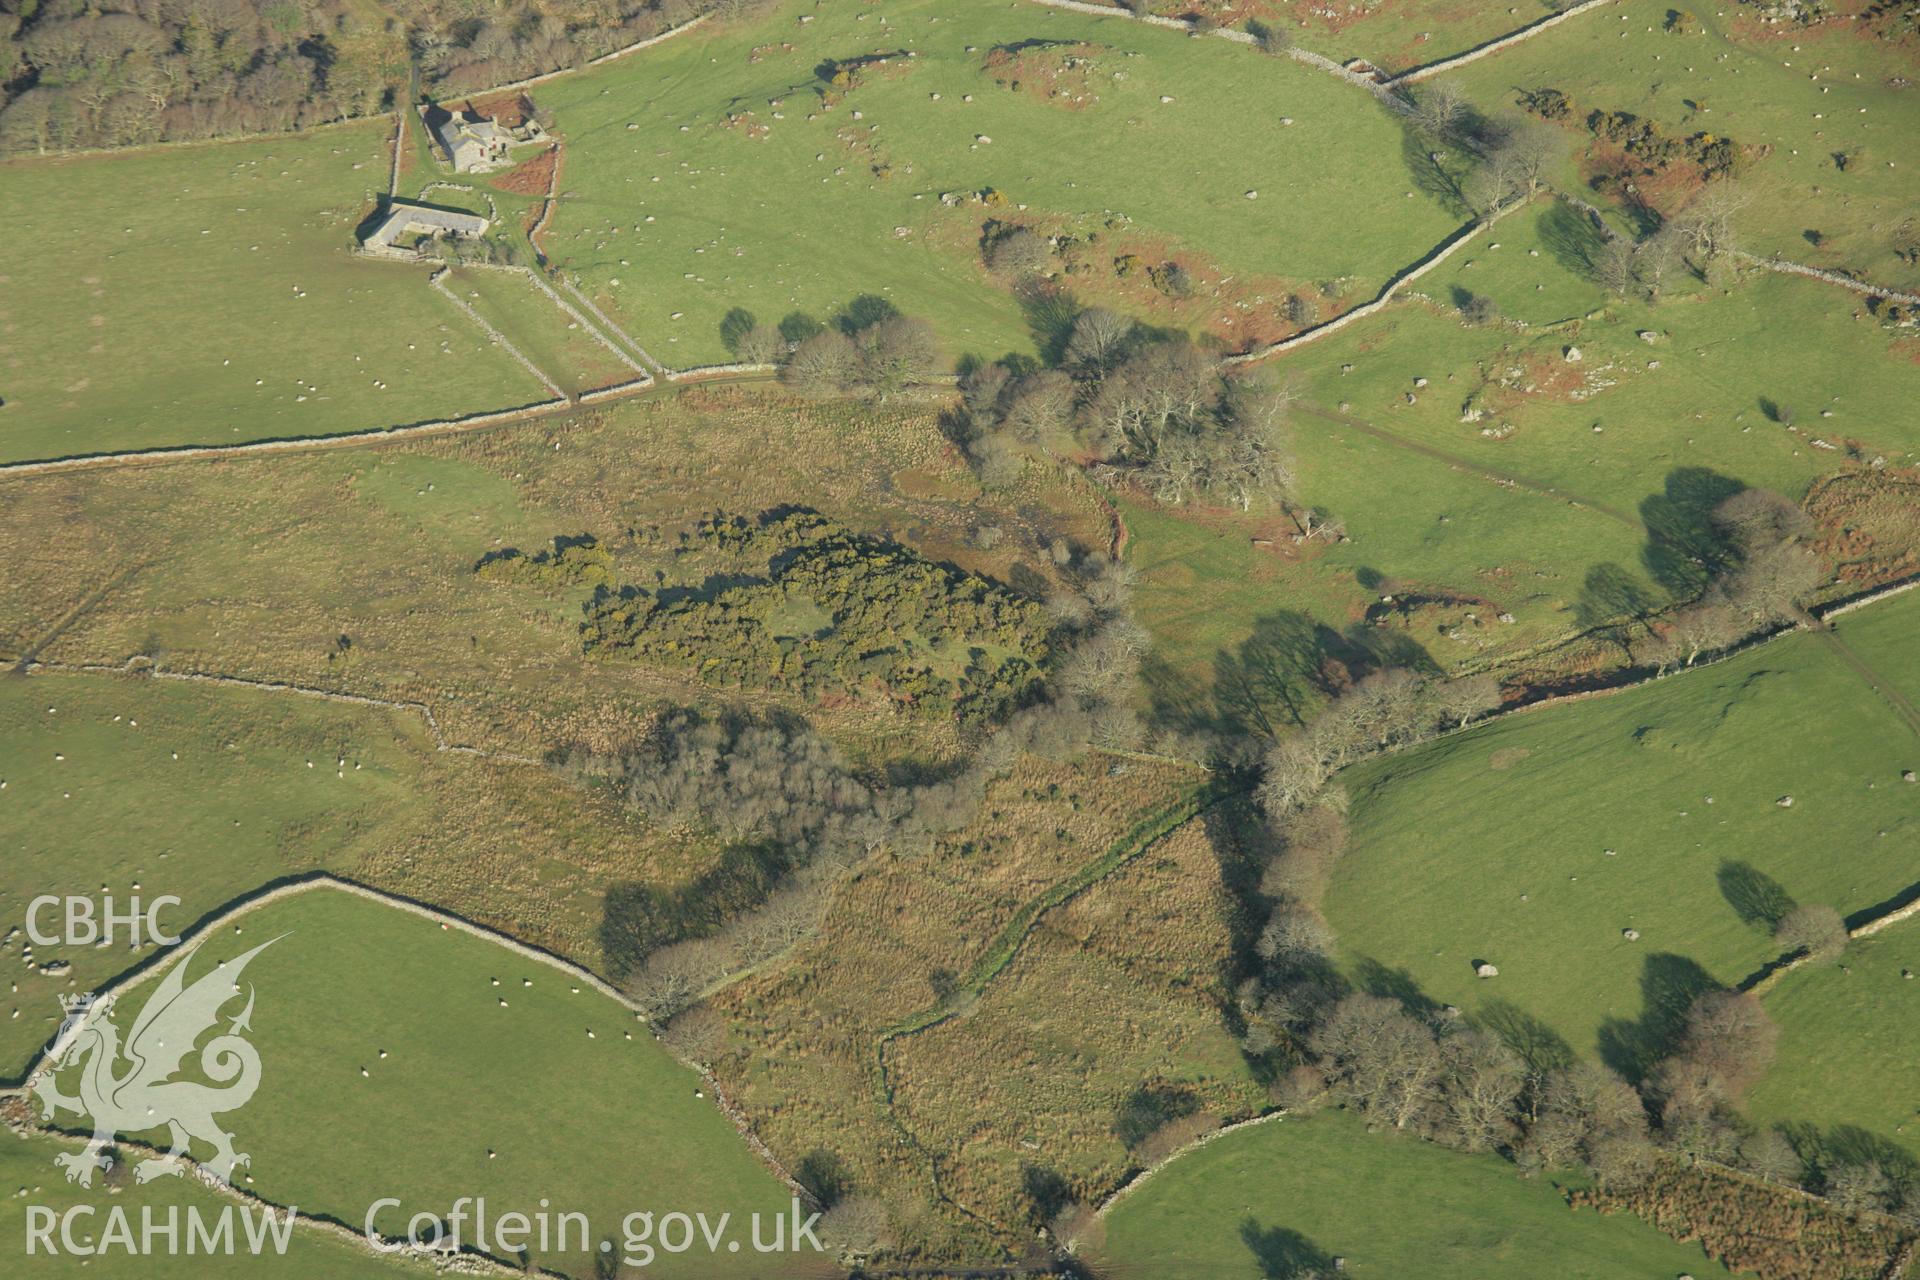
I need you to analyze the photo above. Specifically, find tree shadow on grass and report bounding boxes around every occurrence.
[1174,609,1439,743]
[1538,200,1612,284]
[1718,860,1796,929]
[1575,562,1660,657]
[1596,951,1719,1084]
[1478,998,1577,1077]
[1021,1164,1075,1228]
[836,293,899,334]
[1017,284,1083,367]
[1350,956,1443,1019]
[794,1149,854,1209]
[1782,1123,1920,1192]
[1240,1218,1338,1279]
[1114,1084,1200,1151]
[1398,121,1473,221]
[1639,466,1747,599]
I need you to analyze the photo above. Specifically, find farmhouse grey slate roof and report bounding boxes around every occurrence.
[363,202,491,250]
[433,111,512,173]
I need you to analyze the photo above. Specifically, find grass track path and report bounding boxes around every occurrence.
[1298,404,1643,527]
[867,779,1235,1242]
[1813,627,1920,740]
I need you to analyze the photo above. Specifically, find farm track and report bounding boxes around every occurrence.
[869,781,1234,1242]
[1298,403,1642,528]
[0,371,772,480]
[1812,626,1920,740]
[6,564,143,672]
[19,656,544,765]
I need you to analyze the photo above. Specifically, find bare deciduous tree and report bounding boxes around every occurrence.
[985,226,1053,278]
[1064,306,1136,372]
[856,315,939,400]
[1310,994,1443,1130]
[782,330,859,396]
[1774,903,1848,965]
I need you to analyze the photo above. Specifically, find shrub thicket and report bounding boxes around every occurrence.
[581,510,1056,723]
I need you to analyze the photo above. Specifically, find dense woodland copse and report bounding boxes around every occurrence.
[0,0,736,154]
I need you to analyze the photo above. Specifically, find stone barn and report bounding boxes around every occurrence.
[361,202,491,257]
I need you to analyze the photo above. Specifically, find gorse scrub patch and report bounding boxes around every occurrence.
[578,510,1057,722]
[475,534,616,587]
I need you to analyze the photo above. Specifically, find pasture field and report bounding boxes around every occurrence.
[1120,408,1650,726]
[0,1131,438,1278]
[0,666,732,1079]
[1091,1108,1736,1279]
[531,0,1460,367]
[1444,0,1920,291]
[1286,227,1920,530]
[1144,0,1542,73]
[0,123,550,465]
[443,266,639,397]
[1126,212,1918,713]
[1748,925,1920,1166]
[1323,586,1920,1083]
[1842,588,1920,717]
[0,672,434,1076]
[36,886,797,1278]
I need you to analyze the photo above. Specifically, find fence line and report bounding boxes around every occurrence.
[1391,0,1617,85]
[429,268,568,400]
[1224,201,1522,365]
[1737,253,1920,307]
[556,278,669,374]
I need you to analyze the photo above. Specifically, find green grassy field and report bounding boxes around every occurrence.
[1284,228,1920,530]
[532,0,1460,367]
[0,1130,438,1277]
[1093,1109,1737,1279]
[445,266,639,396]
[0,123,548,464]
[1123,193,1918,714]
[1445,0,1920,291]
[1323,587,1920,1083]
[1749,925,1920,1166]
[0,672,435,1075]
[36,887,798,1278]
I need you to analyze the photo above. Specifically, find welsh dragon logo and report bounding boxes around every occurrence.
[29,937,281,1188]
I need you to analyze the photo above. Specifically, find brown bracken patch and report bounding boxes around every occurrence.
[1806,465,1920,585]
[491,145,557,197]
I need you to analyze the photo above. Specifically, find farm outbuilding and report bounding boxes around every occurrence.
[361,202,491,256]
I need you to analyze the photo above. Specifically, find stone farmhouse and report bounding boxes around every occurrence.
[361,201,491,257]
[426,102,547,174]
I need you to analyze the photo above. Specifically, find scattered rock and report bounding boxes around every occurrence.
[1563,345,1583,363]
[1623,928,1640,941]
[1777,795,1794,807]
[1475,962,1499,978]
[1903,770,1915,783]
